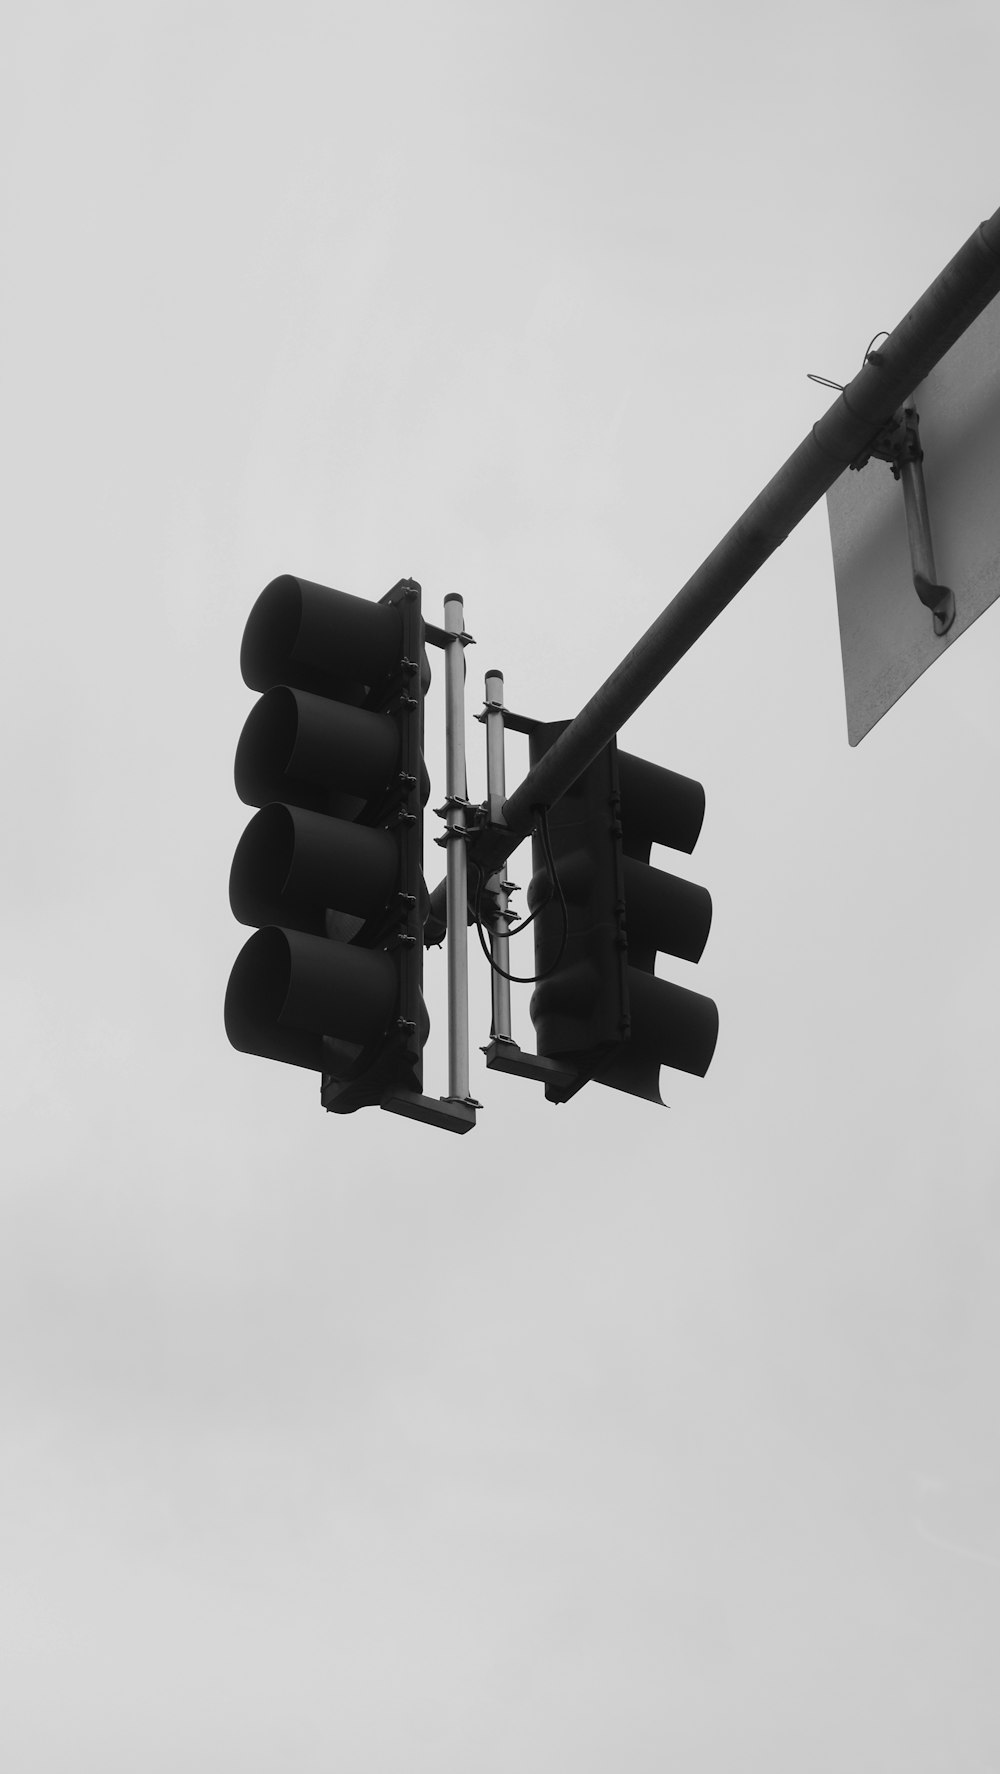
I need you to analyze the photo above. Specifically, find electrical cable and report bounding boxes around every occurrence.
[471,804,569,986]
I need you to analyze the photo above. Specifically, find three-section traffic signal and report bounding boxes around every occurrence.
[225,573,431,1115]
[526,722,718,1103]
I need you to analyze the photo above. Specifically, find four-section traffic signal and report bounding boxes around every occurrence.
[225,574,430,1114]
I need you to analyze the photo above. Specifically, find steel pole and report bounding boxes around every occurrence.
[442,593,471,1101]
[483,669,513,1042]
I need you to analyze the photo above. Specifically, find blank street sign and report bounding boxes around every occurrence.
[826,294,1000,745]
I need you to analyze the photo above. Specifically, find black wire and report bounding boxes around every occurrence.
[472,865,546,986]
[473,848,546,944]
[471,805,569,986]
[863,329,890,364]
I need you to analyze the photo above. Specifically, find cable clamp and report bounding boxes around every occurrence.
[475,696,506,723]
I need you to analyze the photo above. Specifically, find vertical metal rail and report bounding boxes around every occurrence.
[443,593,471,1102]
[483,669,513,1043]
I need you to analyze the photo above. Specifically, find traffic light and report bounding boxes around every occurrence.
[526,722,718,1104]
[225,573,436,1118]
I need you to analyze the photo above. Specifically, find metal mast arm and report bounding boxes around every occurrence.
[420,206,1000,932]
[489,209,1000,863]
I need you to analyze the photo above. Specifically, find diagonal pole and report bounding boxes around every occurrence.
[425,204,1000,929]
[497,207,1000,874]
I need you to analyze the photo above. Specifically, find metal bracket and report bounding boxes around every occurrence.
[481,1037,578,1090]
[426,622,475,649]
[381,1090,478,1133]
[851,400,956,637]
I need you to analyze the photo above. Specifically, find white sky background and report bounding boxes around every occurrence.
[3,0,1000,1766]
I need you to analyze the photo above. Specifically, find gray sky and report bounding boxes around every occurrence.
[4,2,1000,1767]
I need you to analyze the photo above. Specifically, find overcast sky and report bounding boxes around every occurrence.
[4,2,1000,1767]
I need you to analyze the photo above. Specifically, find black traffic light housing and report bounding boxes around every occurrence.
[526,721,718,1104]
[226,574,473,1130]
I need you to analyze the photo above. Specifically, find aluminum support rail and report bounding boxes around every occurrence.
[482,669,513,1043]
[442,593,474,1104]
[455,205,1000,883]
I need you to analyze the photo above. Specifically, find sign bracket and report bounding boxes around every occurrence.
[851,399,956,636]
